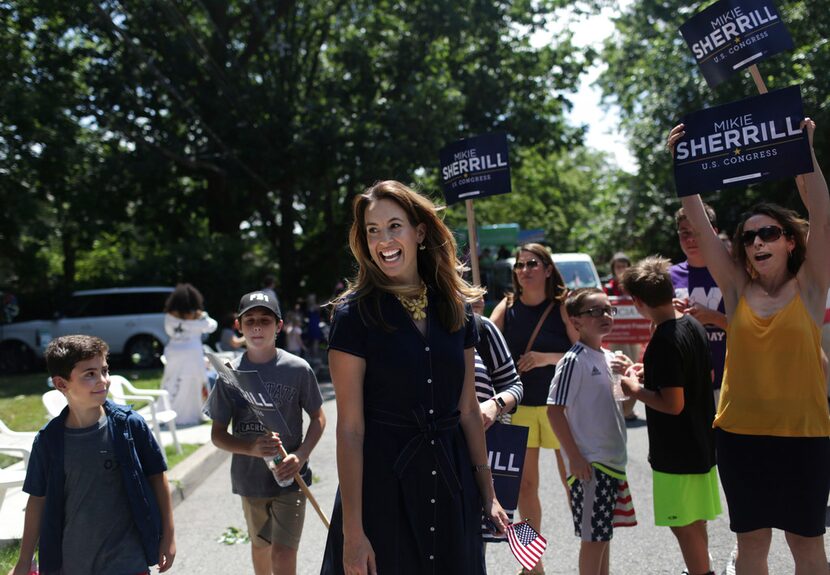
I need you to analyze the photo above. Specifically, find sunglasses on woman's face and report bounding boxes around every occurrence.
[740,225,784,247]
[513,259,540,271]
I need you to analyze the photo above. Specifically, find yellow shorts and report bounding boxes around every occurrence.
[512,405,560,449]
[242,491,307,549]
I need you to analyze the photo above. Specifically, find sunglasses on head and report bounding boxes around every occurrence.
[740,225,785,247]
[513,259,541,271]
[575,306,617,318]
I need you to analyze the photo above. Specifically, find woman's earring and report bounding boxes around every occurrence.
[419,243,426,251]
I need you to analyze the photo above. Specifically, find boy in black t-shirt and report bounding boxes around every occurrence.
[621,256,720,575]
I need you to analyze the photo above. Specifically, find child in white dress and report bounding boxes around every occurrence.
[160,283,217,425]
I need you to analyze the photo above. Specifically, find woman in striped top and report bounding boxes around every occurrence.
[473,300,523,425]
[472,298,523,547]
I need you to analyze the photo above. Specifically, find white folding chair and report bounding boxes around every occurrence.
[108,375,182,454]
[42,390,68,419]
[0,464,26,514]
[0,419,35,468]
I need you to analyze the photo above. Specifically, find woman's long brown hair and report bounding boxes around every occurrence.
[332,180,484,332]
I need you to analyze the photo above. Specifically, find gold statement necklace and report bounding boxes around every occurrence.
[396,282,428,321]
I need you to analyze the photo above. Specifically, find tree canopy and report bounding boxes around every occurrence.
[598,0,830,253]
[2,0,612,312]
[12,0,823,315]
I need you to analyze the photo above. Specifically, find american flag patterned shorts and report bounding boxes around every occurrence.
[568,464,637,542]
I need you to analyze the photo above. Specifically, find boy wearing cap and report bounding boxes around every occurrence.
[205,291,326,575]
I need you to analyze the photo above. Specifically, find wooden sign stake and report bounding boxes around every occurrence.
[465,199,481,287]
[267,437,330,529]
[748,64,768,94]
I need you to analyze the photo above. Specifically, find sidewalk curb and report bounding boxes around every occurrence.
[167,442,229,507]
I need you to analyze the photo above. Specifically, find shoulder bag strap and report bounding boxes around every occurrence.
[524,300,556,356]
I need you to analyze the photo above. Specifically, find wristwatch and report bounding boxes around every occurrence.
[491,395,507,414]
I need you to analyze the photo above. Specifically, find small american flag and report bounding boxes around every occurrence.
[506,521,547,571]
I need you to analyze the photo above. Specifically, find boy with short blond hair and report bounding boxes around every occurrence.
[621,256,720,575]
[206,291,326,575]
[14,335,175,575]
[547,288,635,575]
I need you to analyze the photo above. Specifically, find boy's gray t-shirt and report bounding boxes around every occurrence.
[61,415,147,575]
[205,349,324,498]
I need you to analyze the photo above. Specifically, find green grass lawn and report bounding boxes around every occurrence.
[0,368,163,429]
[0,542,19,573]
[166,441,200,469]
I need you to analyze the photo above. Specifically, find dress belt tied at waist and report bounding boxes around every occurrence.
[365,405,463,497]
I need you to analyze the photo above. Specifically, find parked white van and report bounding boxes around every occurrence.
[487,252,602,305]
[0,287,173,373]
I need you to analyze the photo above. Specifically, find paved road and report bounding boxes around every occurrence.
[172,387,826,574]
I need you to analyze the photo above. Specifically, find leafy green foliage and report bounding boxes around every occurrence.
[216,525,250,545]
[443,144,633,265]
[2,0,609,307]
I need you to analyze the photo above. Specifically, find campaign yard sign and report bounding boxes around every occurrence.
[605,296,651,345]
[486,422,529,510]
[680,0,793,88]
[439,132,511,205]
[673,85,812,197]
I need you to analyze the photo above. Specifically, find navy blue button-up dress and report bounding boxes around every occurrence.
[320,290,484,574]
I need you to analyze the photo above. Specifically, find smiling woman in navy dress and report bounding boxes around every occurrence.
[320,181,508,575]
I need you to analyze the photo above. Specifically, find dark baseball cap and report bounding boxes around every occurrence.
[237,291,281,319]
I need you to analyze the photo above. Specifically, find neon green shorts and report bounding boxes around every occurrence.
[513,405,560,449]
[652,466,722,527]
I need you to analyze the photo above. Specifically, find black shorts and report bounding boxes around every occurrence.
[716,429,830,537]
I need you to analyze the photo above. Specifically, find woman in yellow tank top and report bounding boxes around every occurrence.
[669,118,830,574]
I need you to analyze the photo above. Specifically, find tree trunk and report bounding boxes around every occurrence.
[278,185,296,304]
[205,172,242,234]
[61,228,76,294]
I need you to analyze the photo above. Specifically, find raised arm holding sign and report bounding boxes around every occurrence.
[672,86,812,196]
[668,120,830,572]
